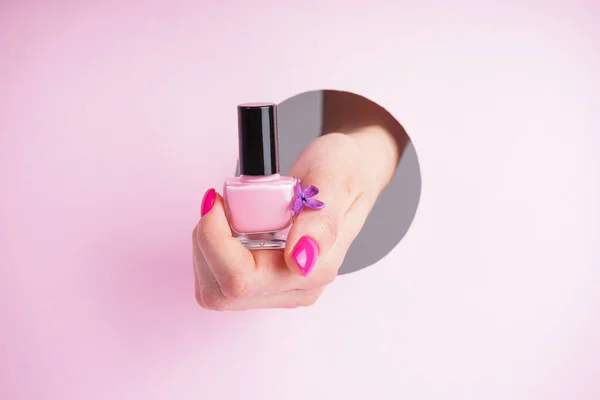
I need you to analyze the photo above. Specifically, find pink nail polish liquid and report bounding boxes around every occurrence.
[223,103,297,249]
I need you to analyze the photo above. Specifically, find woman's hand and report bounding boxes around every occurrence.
[192,92,407,310]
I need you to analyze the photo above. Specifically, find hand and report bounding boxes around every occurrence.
[192,92,406,310]
[193,132,402,311]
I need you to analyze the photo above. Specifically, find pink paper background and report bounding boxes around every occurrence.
[1,1,599,399]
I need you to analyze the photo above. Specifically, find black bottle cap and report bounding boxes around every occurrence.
[237,102,280,176]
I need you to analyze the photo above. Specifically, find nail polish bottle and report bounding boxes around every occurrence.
[223,102,297,250]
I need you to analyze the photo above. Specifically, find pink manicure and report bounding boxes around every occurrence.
[201,188,216,217]
[292,236,319,276]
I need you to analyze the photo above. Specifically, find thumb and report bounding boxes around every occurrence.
[284,161,361,277]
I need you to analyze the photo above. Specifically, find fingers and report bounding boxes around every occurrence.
[195,189,332,298]
[194,224,327,311]
[194,133,367,309]
[284,134,364,276]
[198,285,326,311]
[193,220,348,311]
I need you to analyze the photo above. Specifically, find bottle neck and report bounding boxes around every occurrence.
[239,174,280,182]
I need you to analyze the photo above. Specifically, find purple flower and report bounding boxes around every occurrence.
[291,179,325,213]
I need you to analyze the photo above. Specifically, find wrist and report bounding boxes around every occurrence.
[347,125,404,194]
[321,91,408,193]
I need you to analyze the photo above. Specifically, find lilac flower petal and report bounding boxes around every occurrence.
[295,179,303,197]
[291,197,305,213]
[305,198,325,210]
[302,185,319,198]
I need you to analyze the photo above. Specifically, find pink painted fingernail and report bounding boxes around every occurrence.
[201,188,216,217]
[292,236,319,276]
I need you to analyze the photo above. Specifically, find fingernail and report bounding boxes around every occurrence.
[201,188,216,217]
[292,236,319,276]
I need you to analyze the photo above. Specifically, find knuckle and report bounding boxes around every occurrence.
[317,209,341,244]
[320,268,338,286]
[284,289,323,308]
[341,172,359,199]
[220,271,248,299]
[280,293,320,309]
[201,286,230,311]
[299,292,320,307]
[196,222,216,249]
[337,156,364,200]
